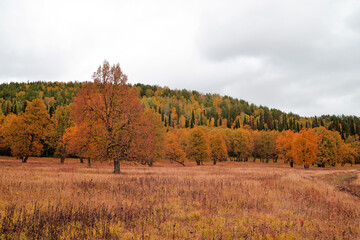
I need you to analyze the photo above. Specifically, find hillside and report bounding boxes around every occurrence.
[1,81,360,139]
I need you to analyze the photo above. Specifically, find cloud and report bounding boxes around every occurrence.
[0,0,360,116]
[196,0,360,116]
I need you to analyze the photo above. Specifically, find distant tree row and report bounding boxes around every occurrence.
[162,126,359,169]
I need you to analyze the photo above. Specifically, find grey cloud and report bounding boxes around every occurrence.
[1,0,360,117]
[196,0,360,116]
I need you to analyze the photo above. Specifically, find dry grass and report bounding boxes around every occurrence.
[0,157,359,239]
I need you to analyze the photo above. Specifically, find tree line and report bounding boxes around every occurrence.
[0,61,360,172]
[2,80,360,139]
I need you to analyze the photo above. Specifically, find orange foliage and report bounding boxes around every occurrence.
[292,128,318,168]
[72,61,154,173]
[186,127,211,165]
[233,128,253,161]
[276,130,295,167]
[209,131,228,164]
[165,132,186,165]
[1,99,51,162]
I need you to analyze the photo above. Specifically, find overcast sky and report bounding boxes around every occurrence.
[1,0,360,117]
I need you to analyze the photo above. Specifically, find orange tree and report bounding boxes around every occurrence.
[257,131,279,163]
[133,109,157,167]
[292,128,318,169]
[0,114,15,155]
[339,142,356,166]
[250,130,261,162]
[186,127,211,165]
[345,135,360,164]
[1,99,51,162]
[276,130,295,167]
[233,128,253,161]
[209,131,228,164]
[63,123,94,167]
[165,131,186,166]
[72,61,154,173]
[219,128,235,159]
[141,108,165,166]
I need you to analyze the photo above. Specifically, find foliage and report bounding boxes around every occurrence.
[164,132,186,165]
[233,128,253,161]
[276,130,295,166]
[0,99,51,162]
[3,81,360,139]
[72,61,154,173]
[209,131,228,164]
[48,105,74,162]
[292,129,318,168]
[315,127,342,167]
[186,127,211,165]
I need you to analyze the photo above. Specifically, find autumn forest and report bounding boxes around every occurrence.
[1,62,360,239]
[0,61,359,171]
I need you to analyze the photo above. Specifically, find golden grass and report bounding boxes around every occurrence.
[0,157,359,239]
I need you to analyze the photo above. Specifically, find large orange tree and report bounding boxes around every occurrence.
[72,61,154,173]
[1,99,51,162]
[292,128,318,169]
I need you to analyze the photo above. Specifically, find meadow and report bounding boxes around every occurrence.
[0,157,359,239]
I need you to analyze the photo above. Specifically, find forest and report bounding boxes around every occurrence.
[0,61,360,173]
[1,62,360,239]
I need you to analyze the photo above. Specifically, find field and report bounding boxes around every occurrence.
[0,157,359,239]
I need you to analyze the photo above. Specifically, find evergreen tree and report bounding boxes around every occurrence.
[168,112,171,127]
[190,110,195,128]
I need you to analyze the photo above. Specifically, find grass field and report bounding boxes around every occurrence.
[0,157,359,239]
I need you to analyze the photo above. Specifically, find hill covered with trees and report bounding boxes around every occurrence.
[1,81,360,139]
[1,62,360,171]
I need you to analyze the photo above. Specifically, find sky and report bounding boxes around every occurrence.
[1,0,360,117]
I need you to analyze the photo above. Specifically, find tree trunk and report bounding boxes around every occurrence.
[213,160,217,165]
[87,157,91,168]
[80,157,84,163]
[60,156,65,164]
[196,160,201,166]
[113,160,120,173]
[147,161,153,167]
[253,157,256,162]
[22,156,28,163]
[290,161,294,168]
[304,164,310,169]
